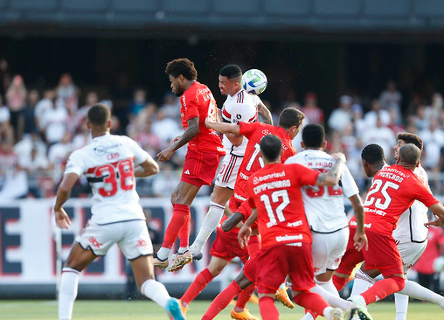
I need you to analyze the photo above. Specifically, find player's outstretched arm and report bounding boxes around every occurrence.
[238,209,258,248]
[135,155,159,178]
[157,117,199,161]
[222,212,245,232]
[257,101,273,125]
[205,117,241,135]
[348,194,368,251]
[54,172,79,230]
[315,153,346,187]
[425,203,444,227]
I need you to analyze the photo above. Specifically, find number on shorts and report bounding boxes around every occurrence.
[94,159,135,197]
[260,190,290,227]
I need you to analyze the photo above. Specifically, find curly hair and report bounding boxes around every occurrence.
[165,58,198,80]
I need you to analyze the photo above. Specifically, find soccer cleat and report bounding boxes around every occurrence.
[165,298,186,320]
[348,296,373,320]
[192,252,203,261]
[168,251,193,272]
[153,253,169,270]
[330,307,344,320]
[275,287,294,309]
[230,308,260,320]
[344,307,358,320]
[178,299,189,316]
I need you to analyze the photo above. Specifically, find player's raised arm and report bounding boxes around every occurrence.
[205,117,241,135]
[157,117,199,161]
[257,101,273,125]
[54,172,79,230]
[315,152,346,186]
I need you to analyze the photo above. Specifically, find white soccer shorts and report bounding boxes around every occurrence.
[396,239,427,273]
[215,153,242,190]
[76,219,153,259]
[311,227,349,276]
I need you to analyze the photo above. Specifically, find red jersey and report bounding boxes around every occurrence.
[247,163,320,249]
[358,165,439,236]
[233,122,296,202]
[180,81,225,155]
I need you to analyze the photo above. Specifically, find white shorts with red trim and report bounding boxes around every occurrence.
[215,153,242,189]
[76,219,153,259]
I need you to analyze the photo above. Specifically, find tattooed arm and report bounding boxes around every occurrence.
[315,153,346,187]
[257,101,273,125]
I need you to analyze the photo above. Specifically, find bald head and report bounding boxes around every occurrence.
[398,144,421,166]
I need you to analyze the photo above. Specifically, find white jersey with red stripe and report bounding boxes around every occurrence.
[64,133,149,225]
[285,149,359,233]
[221,89,259,157]
[392,164,430,243]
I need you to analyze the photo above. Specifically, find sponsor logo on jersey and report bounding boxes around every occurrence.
[276,234,303,242]
[262,129,270,135]
[184,170,190,174]
[94,144,122,156]
[89,237,103,248]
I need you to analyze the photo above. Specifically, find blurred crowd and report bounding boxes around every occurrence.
[2,57,444,202]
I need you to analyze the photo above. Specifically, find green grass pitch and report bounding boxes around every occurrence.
[0,300,442,320]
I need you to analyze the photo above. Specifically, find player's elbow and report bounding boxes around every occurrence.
[222,221,233,232]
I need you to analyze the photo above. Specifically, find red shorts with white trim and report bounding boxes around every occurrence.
[215,153,242,190]
[256,243,315,293]
[210,227,249,264]
[181,150,221,187]
[336,227,404,278]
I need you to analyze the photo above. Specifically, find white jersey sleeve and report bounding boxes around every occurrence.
[124,136,150,165]
[65,150,87,177]
[285,149,353,233]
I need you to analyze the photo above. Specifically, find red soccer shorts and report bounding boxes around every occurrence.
[256,243,315,294]
[243,254,259,283]
[181,150,221,187]
[210,227,249,264]
[336,227,404,278]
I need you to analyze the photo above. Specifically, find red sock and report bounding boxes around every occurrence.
[181,268,214,305]
[293,291,329,316]
[235,283,256,310]
[360,276,405,305]
[202,281,242,320]
[259,296,279,320]
[332,274,349,292]
[162,204,190,248]
[179,212,191,248]
[304,309,319,319]
[247,235,261,259]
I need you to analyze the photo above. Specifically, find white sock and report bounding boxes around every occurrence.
[190,202,225,255]
[59,268,80,320]
[141,279,171,308]
[315,278,340,297]
[351,269,375,297]
[394,293,408,320]
[311,284,354,311]
[300,312,315,320]
[399,279,444,308]
[157,247,171,261]
[323,306,333,319]
[178,246,189,254]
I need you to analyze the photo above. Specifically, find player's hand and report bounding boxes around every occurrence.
[55,208,71,230]
[425,215,444,227]
[332,152,346,163]
[173,136,181,143]
[353,230,368,251]
[157,147,175,162]
[238,225,252,248]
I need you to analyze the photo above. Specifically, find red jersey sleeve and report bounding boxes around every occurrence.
[248,195,256,210]
[413,180,440,208]
[288,163,320,186]
[181,91,199,120]
[239,121,258,139]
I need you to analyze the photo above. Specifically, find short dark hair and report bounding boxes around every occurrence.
[88,103,111,127]
[219,64,242,80]
[165,58,198,81]
[278,107,305,129]
[396,132,423,151]
[260,135,282,162]
[399,144,421,165]
[302,124,325,148]
[361,144,386,164]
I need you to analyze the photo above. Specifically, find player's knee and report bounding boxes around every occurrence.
[391,276,405,291]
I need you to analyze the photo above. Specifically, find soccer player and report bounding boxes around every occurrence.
[54,104,184,320]
[238,135,352,320]
[285,124,367,320]
[333,144,444,319]
[349,142,444,318]
[155,58,226,272]
[189,64,272,258]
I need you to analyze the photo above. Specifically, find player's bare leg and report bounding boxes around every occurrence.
[59,243,97,320]
[190,185,233,257]
[131,255,185,320]
[154,181,201,270]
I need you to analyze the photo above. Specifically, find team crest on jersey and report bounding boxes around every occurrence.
[253,177,260,185]
[262,129,270,135]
